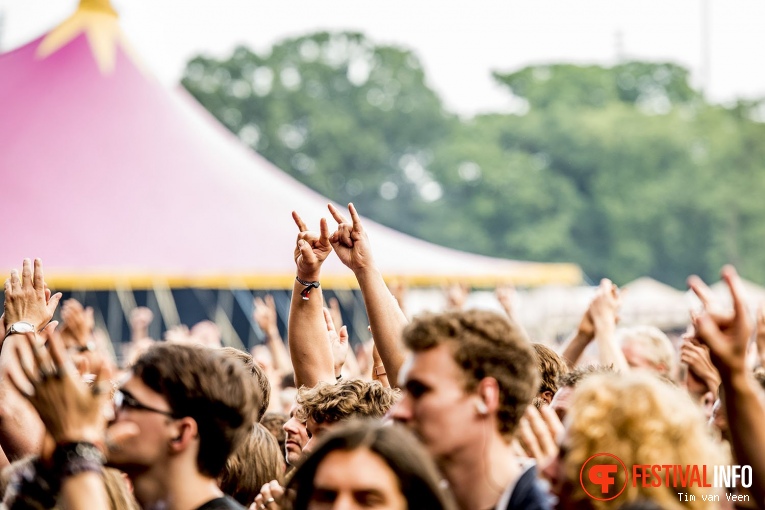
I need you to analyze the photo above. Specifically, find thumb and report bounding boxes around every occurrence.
[47,292,63,313]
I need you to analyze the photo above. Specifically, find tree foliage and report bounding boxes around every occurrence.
[183,32,765,287]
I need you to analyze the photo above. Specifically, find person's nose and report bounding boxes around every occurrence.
[389,393,413,423]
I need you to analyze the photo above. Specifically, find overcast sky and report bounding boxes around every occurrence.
[2,0,763,115]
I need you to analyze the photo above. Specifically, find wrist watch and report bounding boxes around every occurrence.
[4,321,35,339]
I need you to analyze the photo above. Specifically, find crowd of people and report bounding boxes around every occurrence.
[1,203,764,510]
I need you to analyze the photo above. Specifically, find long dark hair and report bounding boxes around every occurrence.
[288,420,456,510]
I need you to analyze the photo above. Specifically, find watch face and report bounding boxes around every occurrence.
[12,322,35,333]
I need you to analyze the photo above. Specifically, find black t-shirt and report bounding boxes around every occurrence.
[505,466,551,510]
[195,496,247,510]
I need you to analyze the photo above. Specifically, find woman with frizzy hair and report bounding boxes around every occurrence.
[287,420,457,510]
[548,371,727,510]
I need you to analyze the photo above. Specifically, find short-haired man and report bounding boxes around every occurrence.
[391,310,549,510]
[108,343,258,510]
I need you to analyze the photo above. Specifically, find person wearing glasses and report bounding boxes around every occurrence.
[6,328,260,510]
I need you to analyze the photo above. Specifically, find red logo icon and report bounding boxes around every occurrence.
[580,453,628,501]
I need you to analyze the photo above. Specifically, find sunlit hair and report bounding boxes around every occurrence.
[564,372,726,510]
[618,326,677,380]
[556,363,616,389]
[219,346,270,422]
[296,379,399,424]
[403,310,538,438]
[288,421,457,510]
[532,343,569,404]
[219,423,285,506]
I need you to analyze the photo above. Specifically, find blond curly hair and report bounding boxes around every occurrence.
[565,372,726,510]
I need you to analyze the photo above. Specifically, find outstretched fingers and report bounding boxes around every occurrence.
[323,308,336,333]
[688,275,716,311]
[33,258,45,291]
[292,211,308,232]
[722,265,748,324]
[328,203,348,225]
[21,259,33,289]
[348,203,364,232]
[319,218,331,245]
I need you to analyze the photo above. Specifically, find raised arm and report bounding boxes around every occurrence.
[8,329,112,510]
[0,259,61,460]
[254,295,292,376]
[288,212,336,388]
[691,266,765,504]
[559,279,627,370]
[328,203,407,388]
[589,279,629,372]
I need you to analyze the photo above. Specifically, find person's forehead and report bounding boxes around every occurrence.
[121,374,169,407]
[550,386,574,411]
[316,448,396,486]
[406,343,466,385]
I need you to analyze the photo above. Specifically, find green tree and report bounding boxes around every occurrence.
[182,32,454,229]
[183,34,765,287]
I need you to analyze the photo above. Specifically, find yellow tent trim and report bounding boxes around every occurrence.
[33,264,583,291]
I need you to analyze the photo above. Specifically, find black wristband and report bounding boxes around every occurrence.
[53,442,105,480]
[295,276,320,300]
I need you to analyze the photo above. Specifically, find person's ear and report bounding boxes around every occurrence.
[169,417,198,451]
[476,377,500,415]
[540,390,554,405]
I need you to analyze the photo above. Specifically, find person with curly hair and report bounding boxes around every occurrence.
[295,379,400,452]
[546,371,726,510]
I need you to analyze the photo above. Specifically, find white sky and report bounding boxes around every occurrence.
[1,0,764,115]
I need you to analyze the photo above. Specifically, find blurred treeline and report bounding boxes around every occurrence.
[182,32,765,288]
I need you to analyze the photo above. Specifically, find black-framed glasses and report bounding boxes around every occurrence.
[114,389,175,417]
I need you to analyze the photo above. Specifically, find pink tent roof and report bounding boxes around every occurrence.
[0,1,582,290]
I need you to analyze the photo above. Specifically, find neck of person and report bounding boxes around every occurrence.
[440,430,522,510]
[132,458,225,510]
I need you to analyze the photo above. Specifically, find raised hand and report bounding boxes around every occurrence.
[8,329,111,446]
[293,211,332,282]
[518,404,564,472]
[60,299,96,348]
[680,338,721,395]
[495,284,516,319]
[444,283,469,311]
[253,295,279,336]
[589,278,621,334]
[327,203,374,274]
[691,266,752,377]
[3,258,62,333]
[252,480,285,510]
[323,308,349,378]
